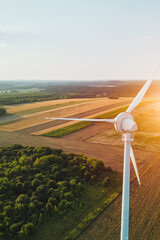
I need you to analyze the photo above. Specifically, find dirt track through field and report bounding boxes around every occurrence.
[0,131,156,173]
[14,100,130,134]
[77,154,160,240]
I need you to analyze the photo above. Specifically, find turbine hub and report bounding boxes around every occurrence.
[114,112,137,133]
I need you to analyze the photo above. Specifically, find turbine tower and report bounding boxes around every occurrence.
[39,66,160,240]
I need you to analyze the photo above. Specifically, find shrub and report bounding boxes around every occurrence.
[29,202,36,212]
[47,180,57,188]
[103,177,111,187]
[15,194,30,206]
[46,203,53,215]
[48,197,57,206]
[64,192,74,201]
[23,181,31,193]
[84,171,91,182]
[3,205,14,218]
[36,146,52,155]
[90,175,96,183]
[33,156,49,169]
[52,165,60,173]
[10,222,23,235]
[54,171,61,181]
[19,222,34,239]
[16,182,23,194]
[0,108,6,116]
[35,173,43,180]
[31,179,41,190]
[19,156,33,166]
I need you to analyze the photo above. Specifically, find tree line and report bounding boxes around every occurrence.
[0,92,72,105]
[0,81,160,106]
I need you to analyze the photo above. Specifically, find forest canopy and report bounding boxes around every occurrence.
[0,144,113,240]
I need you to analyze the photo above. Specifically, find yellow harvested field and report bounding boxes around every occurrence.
[6,98,90,114]
[1,98,132,132]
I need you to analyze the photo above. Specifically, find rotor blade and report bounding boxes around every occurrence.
[130,146,141,187]
[126,65,160,113]
[38,117,115,123]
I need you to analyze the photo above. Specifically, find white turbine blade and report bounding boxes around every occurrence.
[38,117,115,123]
[126,65,160,113]
[130,146,141,187]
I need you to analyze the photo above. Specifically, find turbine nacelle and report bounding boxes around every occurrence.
[114,112,137,133]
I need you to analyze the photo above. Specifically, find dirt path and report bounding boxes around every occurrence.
[0,131,156,173]
[77,154,160,240]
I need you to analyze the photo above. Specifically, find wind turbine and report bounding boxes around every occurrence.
[39,66,160,240]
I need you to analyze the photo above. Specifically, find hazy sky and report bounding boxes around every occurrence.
[0,0,160,80]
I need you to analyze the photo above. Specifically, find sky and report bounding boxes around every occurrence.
[0,0,160,81]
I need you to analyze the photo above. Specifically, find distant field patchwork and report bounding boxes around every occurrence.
[0,97,131,132]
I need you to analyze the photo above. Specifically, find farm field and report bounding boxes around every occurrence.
[5,98,93,115]
[17,103,129,135]
[0,97,159,173]
[41,105,128,137]
[0,98,92,127]
[0,97,160,239]
[86,99,160,152]
[77,154,160,240]
[41,97,159,138]
[0,97,131,132]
